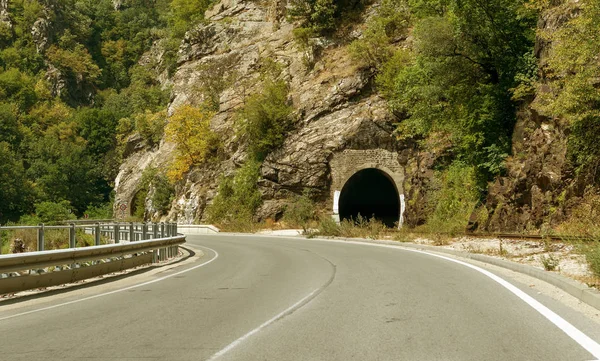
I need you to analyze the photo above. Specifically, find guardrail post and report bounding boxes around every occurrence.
[174,223,178,236]
[69,223,76,248]
[37,224,45,251]
[160,222,165,238]
[129,222,134,242]
[0,224,3,255]
[95,223,101,246]
[153,222,158,239]
[114,224,120,244]
[142,223,148,240]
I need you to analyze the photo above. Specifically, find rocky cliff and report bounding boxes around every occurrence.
[115,0,586,232]
[116,0,417,224]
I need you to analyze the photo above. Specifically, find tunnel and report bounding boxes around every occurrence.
[339,168,400,228]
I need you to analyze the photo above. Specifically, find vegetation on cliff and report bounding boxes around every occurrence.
[0,0,210,223]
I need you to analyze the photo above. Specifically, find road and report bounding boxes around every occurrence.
[1,234,600,360]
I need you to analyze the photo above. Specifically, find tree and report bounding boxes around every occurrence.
[378,0,536,180]
[164,105,220,181]
[0,142,33,223]
[532,0,600,182]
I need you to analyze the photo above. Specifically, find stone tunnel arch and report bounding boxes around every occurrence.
[330,150,406,228]
[339,168,400,227]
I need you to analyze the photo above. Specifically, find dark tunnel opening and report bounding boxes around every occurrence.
[339,168,400,228]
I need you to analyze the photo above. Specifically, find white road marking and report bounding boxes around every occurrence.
[214,234,600,360]
[320,238,600,360]
[207,287,320,360]
[0,246,219,322]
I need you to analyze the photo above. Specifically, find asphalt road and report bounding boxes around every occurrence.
[1,234,600,361]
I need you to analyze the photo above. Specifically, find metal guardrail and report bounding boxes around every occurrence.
[0,222,179,254]
[0,222,184,295]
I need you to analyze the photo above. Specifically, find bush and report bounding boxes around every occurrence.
[282,191,317,229]
[34,200,73,224]
[135,110,166,147]
[237,79,293,161]
[348,0,410,68]
[420,162,480,235]
[582,243,600,278]
[207,160,263,230]
[317,216,341,236]
[84,203,113,220]
[316,214,387,240]
[540,254,559,271]
[151,174,175,214]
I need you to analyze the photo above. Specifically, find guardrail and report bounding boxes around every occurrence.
[0,222,178,254]
[0,222,184,295]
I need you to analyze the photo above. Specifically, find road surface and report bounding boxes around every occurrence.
[1,234,600,360]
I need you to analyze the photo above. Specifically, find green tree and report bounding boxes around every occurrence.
[532,0,600,182]
[0,142,33,223]
[378,0,536,181]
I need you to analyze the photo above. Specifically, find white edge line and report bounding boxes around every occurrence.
[0,246,219,322]
[316,238,600,360]
[207,287,320,361]
[207,234,600,360]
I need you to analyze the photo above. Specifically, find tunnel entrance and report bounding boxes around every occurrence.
[339,168,400,228]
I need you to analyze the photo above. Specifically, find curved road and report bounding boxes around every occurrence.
[1,234,600,360]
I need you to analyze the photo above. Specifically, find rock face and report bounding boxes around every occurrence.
[481,4,579,233]
[0,0,12,30]
[115,0,420,224]
[114,0,582,232]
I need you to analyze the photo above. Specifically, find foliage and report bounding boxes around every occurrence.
[532,0,600,182]
[0,142,33,222]
[288,0,365,37]
[282,190,317,230]
[540,253,559,271]
[207,160,263,228]
[134,110,166,147]
[237,78,293,161]
[195,56,239,111]
[84,203,114,220]
[165,105,221,181]
[168,0,214,38]
[421,162,481,234]
[34,200,73,224]
[0,0,177,223]
[151,173,175,214]
[349,0,410,68]
[316,215,387,240]
[376,0,536,181]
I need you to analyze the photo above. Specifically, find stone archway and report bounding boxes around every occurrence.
[330,149,406,228]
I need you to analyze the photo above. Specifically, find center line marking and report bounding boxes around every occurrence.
[207,287,320,361]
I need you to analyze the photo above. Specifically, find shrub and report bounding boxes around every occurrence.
[348,0,410,68]
[34,200,73,224]
[84,203,113,220]
[134,110,166,147]
[207,160,263,230]
[421,161,480,235]
[317,216,341,237]
[237,79,293,161]
[282,190,317,229]
[151,173,175,214]
[540,254,559,271]
[582,243,600,278]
